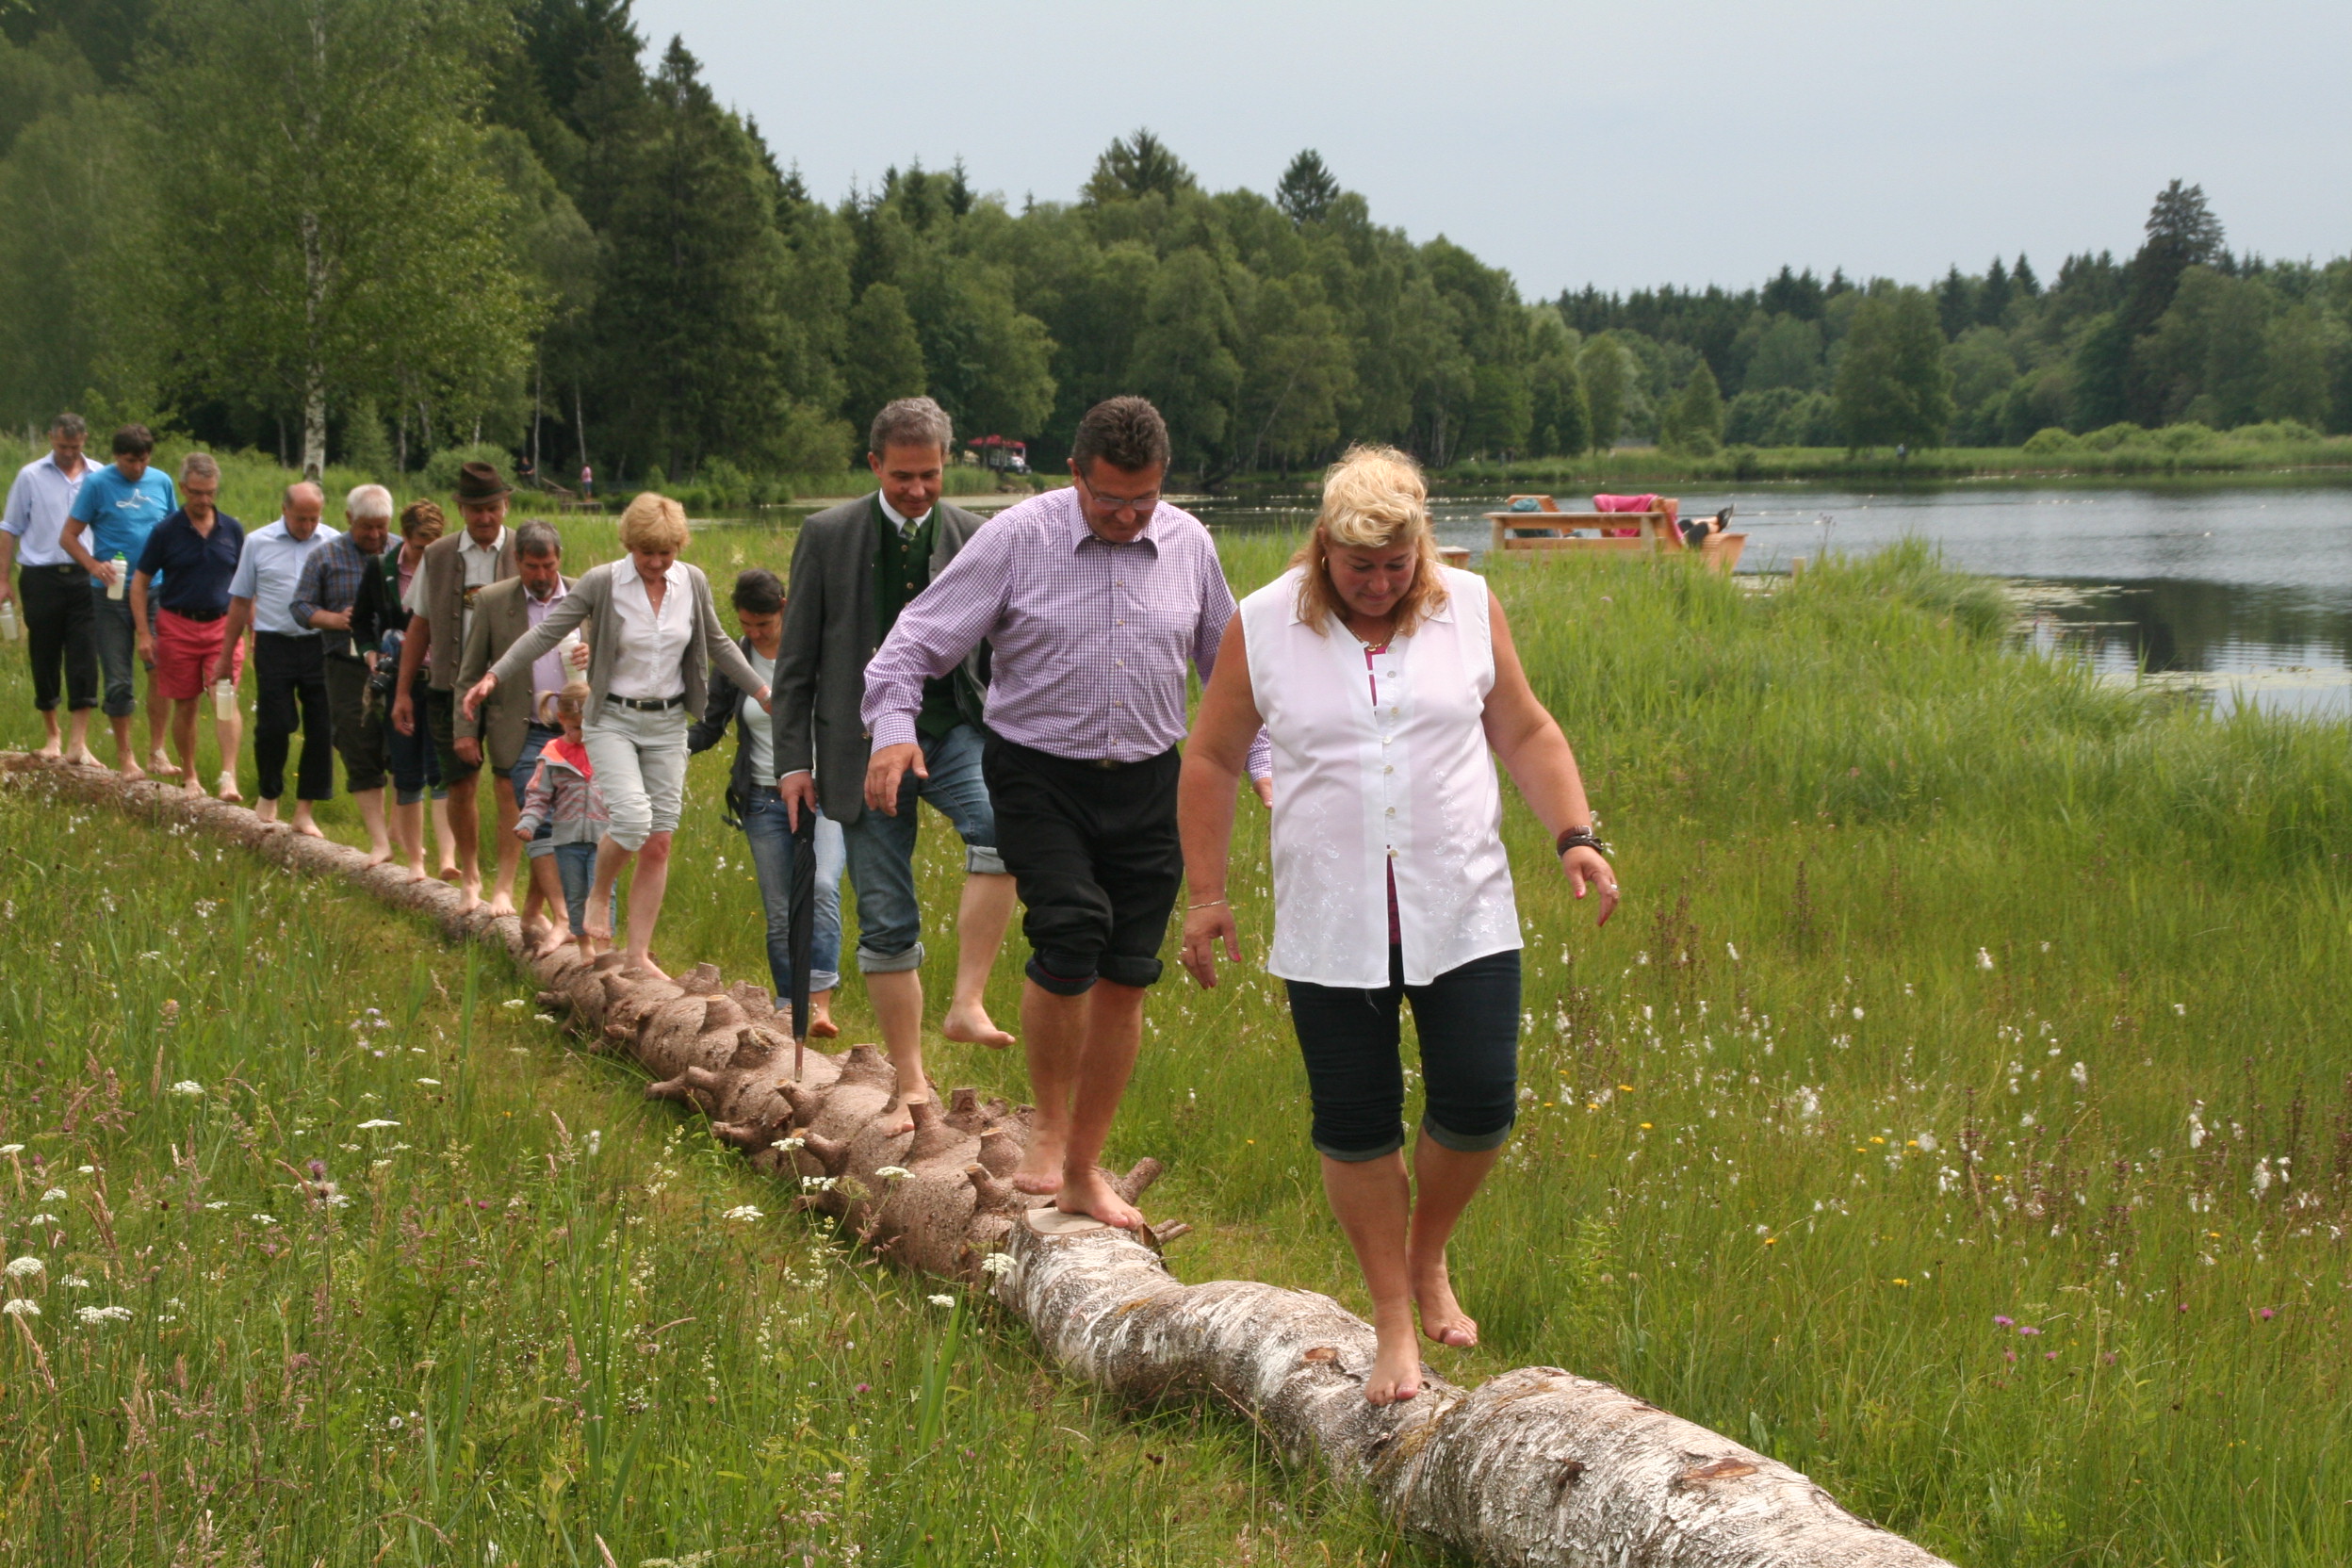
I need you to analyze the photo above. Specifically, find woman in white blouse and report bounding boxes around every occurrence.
[462,494,768,976]
[1178,445,1618,1406]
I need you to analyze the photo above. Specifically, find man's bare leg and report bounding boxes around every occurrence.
[865,967,927,1135]
[212,704,242,800]
[940,872,1017,1049]
[446,776,482,909]
[1052,980,1148,1228]
[62,708,97,766]
[169,697,202,788]
[1405,1135,1504,1349]
[35,709,62,760]
[485,774,522,917]
[352,786,392,864]
[1013,981,1084,1195]
[107,713,144,779]
[392,797,426,878]
[143,665,171,772]
[429,794,459,878]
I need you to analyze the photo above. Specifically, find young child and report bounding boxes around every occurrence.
[514,681,610,958]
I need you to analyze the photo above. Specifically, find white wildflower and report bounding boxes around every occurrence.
[927,1294,956,1308]
[978,1253,1015,1278]
[2019,1113,2036,1129]
[2251,1159,2273,1197]
[2069,1061,2088,1087]
[39,1187,66,1203]
[76,1305,133,1326]
[356,1119,400,1130]
[0,1145,20,1155]
[59,1275,90,1288]
[251,1213,278,1226]
[3,1298,39,1318]
[721,1205,765,1222]
[799,1176,837,1193]
[500,998,526,1010]
[5,1256,43,1280]
[76,1166,92,1174]
[2172,1003,2185,1016]
[1915,1132,1938,1153]
[204,1201,228,1211]
[169,1081,205,1097]
[1851,1007,1864,1021]
[24,1214,56,1227]
[585,1131,601,1158]
[874,1166,913,1183]
[1976,948,1994,972]
[1725,941,1740,961]
[326,1193,352,1208]
[416,1078,440,1086]
[774,1136,807,1152]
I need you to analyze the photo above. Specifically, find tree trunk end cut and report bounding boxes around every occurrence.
[0,752,1953,1568]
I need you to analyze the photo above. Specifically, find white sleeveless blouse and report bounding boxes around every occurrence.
[1240,564,1521,988]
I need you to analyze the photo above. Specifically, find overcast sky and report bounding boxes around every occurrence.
[630,0,2351,300]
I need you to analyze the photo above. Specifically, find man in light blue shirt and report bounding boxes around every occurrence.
[0,413,100,762]
[62,424,178,776]
[215,482,342,831]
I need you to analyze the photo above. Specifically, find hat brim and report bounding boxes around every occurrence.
[454,486,514,503]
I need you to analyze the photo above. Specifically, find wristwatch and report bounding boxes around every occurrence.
[1556,825,1609,858]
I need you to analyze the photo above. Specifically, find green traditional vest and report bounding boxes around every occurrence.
[871,495,965,740]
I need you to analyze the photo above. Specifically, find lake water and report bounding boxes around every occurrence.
[1188,483,2352,720]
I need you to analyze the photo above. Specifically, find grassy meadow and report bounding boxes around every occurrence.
[3,466,2350,1565]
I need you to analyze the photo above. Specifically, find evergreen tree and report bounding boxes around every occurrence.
[1936,266,1974,339]
[1274,149,1338,226]
[1833,286,1954,449]
[2012,253,2040,296]
[2121,180,2228,423]
[1760,265,1826,321]
[1083,129,1193,204]
[1979,256,2012,324]
[841,282,925,425]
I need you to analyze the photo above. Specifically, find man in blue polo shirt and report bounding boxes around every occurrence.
[63,424,177,777]
[132,451,246,796]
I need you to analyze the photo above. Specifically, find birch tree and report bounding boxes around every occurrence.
[143,0,534,475]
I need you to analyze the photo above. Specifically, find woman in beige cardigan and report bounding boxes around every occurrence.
[462,494,768,975]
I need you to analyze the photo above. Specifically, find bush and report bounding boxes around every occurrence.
[2080,422,2145,451]
[1724,386,1805,447]
[2226,419,2321,444]
[421,442,515,495]
[2021,427,2081,454]
[2148,422,2218,451]
[695,456,751,511]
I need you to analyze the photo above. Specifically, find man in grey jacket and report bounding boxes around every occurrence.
[774,397,1016,1125]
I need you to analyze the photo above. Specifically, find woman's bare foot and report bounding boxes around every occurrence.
[254,798,282,825]
[880,1092,926,1138]
[1011,1135,1065,1196]
[400,859,428,882]
[1413,1261,1478,1348]
[1054,1166,1143,1229]
[1364,1319,1425,1405]
[627,955,669,980]
[940,1002,1016,1051]
[435,864,462,884]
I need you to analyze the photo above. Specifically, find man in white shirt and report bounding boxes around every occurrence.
[0,413,101,763]
[212,482,343,832]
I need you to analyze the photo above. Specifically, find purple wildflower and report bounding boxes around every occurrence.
[2259,1307,2276,1321]
[2017,1325,2041,1336]
[854,1382,870,1395]
[1993,1315,2014,1328]
[2043,1350,2058,1362]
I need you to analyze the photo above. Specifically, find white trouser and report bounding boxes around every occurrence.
[583,702,689,851]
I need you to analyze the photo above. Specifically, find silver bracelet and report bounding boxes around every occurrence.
[1187,897,1228,911]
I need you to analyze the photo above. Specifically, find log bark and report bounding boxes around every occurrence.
[0,753,1952,1568]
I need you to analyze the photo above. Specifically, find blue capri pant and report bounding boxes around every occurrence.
[1283,947,1521,1162]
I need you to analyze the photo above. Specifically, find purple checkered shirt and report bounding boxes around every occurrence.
[864,487,1262,769]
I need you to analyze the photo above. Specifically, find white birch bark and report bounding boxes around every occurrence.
[0,752,1955,1568]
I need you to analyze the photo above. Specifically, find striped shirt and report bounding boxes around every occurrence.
[862,487,1235,763]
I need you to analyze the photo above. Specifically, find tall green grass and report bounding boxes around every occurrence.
[5,486,2350,1564]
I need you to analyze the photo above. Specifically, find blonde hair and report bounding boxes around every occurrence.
[1290,444,1448,636]
[555,680,591,721]
[618,492,689,554]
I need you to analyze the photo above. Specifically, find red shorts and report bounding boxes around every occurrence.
[154,609,242,702]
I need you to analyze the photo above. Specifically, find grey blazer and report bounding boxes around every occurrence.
[454,571,574,770]
[771,496,988,825]
[486,559,761,727]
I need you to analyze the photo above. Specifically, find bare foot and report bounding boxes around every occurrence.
[520,914,550,948]
[290,811,325,840]
[254,798,283,826]
[400,860,428,882]
[880,1093,925,1138]
[806,1004,839,1039]
[528,924,570,960]
[64,747,101,768]
[1364,1321,1425,1405]
[216,771,242,803]
[485,892,517,919]
[940,1003,1016,1051]
[625,953,669,981]
[363,844,394,868]
[435,865,462,884]
[147,748,174,775]
[1011,1135,1066,1196]
[1413,1261,1478,1348]
[34,739,61,760]
[178,770,203,793]
[454,872,482,913]
[1054,1166,1143,1229]
[117,759,147,782]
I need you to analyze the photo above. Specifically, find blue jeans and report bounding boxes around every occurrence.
[840,723,1003,973]
[511,724,560,858]
[742,790,845,1003]
[386,670,446,805]
[551,841,614,938]
[90,587,150,719]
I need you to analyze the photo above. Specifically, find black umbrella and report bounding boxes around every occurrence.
[785,798,816,1075]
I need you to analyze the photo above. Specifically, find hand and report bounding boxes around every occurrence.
[1180,902,1241,989]
[459,672,497,721]
[391,689,415,736]
[364,651,378,673]
[753,684,773,713]
[136,632,156,667]
[454,737,481,766]
[863,743,925,814]
[1251,776,1273,808]
[1562,845,1619,927]
[312,609,351,631]
[210,655,235,686]
[565,640,590,672]
[777,771,819,831]
[102,560,125,588]
[0,580,13,606]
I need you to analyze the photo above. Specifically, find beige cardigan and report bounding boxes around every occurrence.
[485,559,762,725]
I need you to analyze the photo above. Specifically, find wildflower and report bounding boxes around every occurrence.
[979,1253,1015,1278]
[2017,1324,2042,1337]
[2259,1307,2276,1320]
[721,1205,765,1222]
[1725,942,1740,961]
[0,1144,19,1155]
[59,1275,90,1288]
[1976,948,1994,971]
[3,1298,39,1318]
[500,999,526,1010]
[1851,1007,1864,1021]
[40,1187,68,1203]
[800,1176,837,1193]
[416,1077,441,1087]
[928,1294,956,1307]
[76,1166,93,1175]
[774,1136,807,1152]
[1891,1278,1909,1286]
[854,1382,870,1394]
[356,1119,400,1131]
[1916,1133,1938,1153]
[388,1414,404,1429]
[24,1215,55,1227]
[585,1131,601,1158]
[2172,1003,2186,1016]
[874,1167,913,1183]
[169,1081,204,1097]
[1993,1315,2013,1328]
[5,1256,42,1280]
[76,1305,132,1326]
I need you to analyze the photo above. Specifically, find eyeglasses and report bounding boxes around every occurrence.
[1075,472,1161,518]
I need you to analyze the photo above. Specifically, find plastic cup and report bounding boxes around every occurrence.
[213,680,236,721]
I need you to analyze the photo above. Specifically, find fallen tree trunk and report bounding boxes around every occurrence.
[0,752,1952,1568]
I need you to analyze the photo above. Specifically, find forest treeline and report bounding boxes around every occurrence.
[4,0,2349,491]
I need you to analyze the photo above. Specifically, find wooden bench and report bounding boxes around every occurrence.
[1484,496,1745,573]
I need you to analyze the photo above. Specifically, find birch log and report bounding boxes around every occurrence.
[0,753,1953,1568]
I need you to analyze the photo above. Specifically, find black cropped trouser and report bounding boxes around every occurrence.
[18,563,97,712]
[1284,946,1522,1162]
[253,631,335,802]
